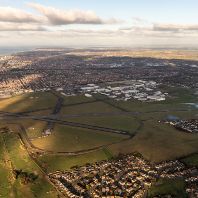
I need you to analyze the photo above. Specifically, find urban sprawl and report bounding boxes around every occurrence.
[0,49,198,99]
[49,153,198,198]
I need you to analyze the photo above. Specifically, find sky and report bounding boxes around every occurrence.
[0,0,198,48]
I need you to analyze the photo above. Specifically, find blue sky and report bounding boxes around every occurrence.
[0,0,198,47]
[1,0,198,23]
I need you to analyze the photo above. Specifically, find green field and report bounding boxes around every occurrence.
[31,124,126,152]
[28,109,52,116]
[147,178,187,198]
[64,115,140,134]
[62,94,96,106]
[1,119,47,139]
[38,149,110,173]
[181,153,198,167]
[0,92,57,113]
[22,120,46,139]
[0,134,13,197]
[108,120,198,162]
[0,133,57,198]
[60,100,121,115]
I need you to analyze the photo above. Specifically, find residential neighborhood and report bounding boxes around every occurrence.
[48,154,198,198]
[165,119,198,134]
[0,50,198,99]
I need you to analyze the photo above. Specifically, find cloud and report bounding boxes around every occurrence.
[27,2,119,25]
[0,7,40,23]
[0,22,46,31]
[119,20,198,38]
[0,2,120,32]
[132,17,150,25]
[0,5,198,48]
[0,3,121,34]
[59,29,121,37]
[125,17,198,35]
[153,24,198,32]
[2,27,198,48]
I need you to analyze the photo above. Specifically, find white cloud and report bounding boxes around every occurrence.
[27,2,120,25]
[1,27,198,48]
[0,5,198,47]
[0,7,40,23]
[153,24,198,32]
[119,20,198,38]
[0,22,45,31]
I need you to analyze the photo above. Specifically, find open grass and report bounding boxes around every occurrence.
[138,110,198,121]
[181,153,198,167]
[22,119,47,139]
[38,150,109,173]
[28,109,52,116]
[162,87,198,104]
[65,115,140,134]
[108,120,198,162]
[3,133,36,171]
[0,91,56,113]
[3,119,47,139]
[147,178,187,198]
[31,124,125,152]
[108,99,192,113]
[0,135,13,197]
[60,101,121,115]
[63,94,96,106]
[0,133,58,198]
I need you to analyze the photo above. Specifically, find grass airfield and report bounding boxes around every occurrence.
[0,87,198,197]
[32,124,125,152]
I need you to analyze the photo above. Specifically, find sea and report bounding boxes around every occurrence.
[0,47,34,56]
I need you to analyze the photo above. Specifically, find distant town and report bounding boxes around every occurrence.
[0,49,198,99]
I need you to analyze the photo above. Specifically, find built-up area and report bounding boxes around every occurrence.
[166,119,198,134]
[80,81,167,102]
[0,49,198,99]
[49,153,198,198]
